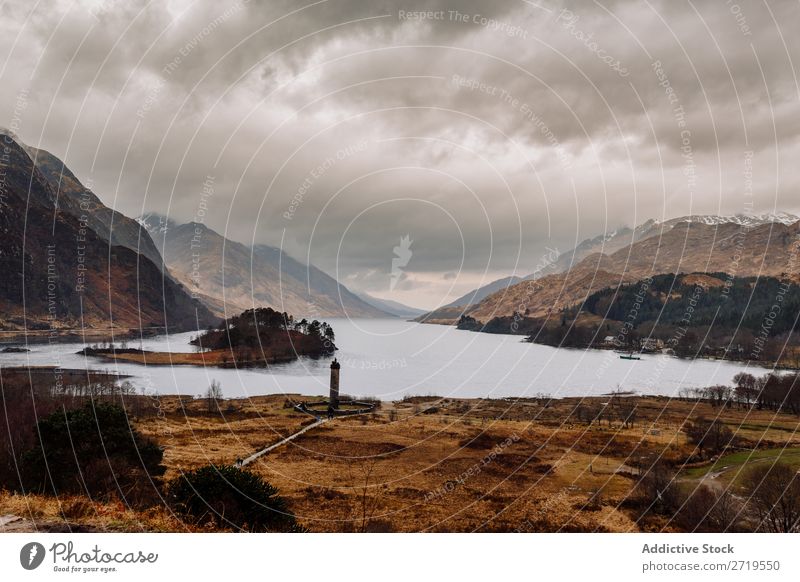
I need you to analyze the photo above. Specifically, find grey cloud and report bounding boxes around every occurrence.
[1,0,799,305]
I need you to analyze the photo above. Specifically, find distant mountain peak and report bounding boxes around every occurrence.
[355,292,426,318]
[661,213,799,228]
[149,216,390,319]
[137,212,178,235]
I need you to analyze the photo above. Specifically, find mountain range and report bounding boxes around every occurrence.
[419,212,800,325]
[4,130,797,337]
[0,133,410,337]
[138,213,391,319]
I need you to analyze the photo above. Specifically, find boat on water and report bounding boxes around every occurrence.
[619,353,642,361]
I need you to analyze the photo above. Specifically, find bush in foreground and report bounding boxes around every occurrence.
[167,464,302,532]
[19,403,164,505]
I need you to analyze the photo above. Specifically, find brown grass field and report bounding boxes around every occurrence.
[5,393,798,532]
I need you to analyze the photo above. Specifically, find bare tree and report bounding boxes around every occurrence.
[205,380,223,413]
[677,486,742,532]
[347,458,386,532]
[743,464,800,532]
[684,417,734,458]
[733,373,757,408]
[706,385,732,408]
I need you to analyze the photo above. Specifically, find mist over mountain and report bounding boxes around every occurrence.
[139,213,389,319]
[354,292,426,318]
[441,275,524,310]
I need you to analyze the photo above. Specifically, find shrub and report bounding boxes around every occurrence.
[583,488,603,511]
[459,431,503,449]
[19,403,164,505]
[204,380,223,413]
[684,417,734,457]
[676,485,741,532]
[634,462,681,515]
[61,498,95,520]
[166,464,302,532]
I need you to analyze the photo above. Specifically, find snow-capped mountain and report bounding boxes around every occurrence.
[660,213,799,227]
[419,211,800,318]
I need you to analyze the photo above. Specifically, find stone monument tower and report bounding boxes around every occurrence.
[329,358,340,409]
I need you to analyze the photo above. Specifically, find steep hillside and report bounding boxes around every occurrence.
[0,134,215,333]
[468,266,624,323]
[20,143,164,270]
[583,219,800,281]
[424,213,799,320]
[548,213,798,275]
[515,273,800,365]
[140,215,387,319]
[442,275,523,309]
[422,214,800,325]
[547,223,651,274]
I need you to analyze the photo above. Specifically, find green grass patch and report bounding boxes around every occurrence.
[682,447,800,480]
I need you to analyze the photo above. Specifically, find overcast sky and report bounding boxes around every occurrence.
[2,0,799,309]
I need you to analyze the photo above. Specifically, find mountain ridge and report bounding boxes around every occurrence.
[139,213,389,319]
[418,212,800,325]
[9,135,166,271]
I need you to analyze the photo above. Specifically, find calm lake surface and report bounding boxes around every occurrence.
[0,318,771,400]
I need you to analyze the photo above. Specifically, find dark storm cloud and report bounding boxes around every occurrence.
[1,0,798,308]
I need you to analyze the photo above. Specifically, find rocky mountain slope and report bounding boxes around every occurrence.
[0,133,215,333]
[572,219,800,286]
[548,213,798,275]
[435,213,800,315]
[424,214,800,325]
[140,214,388,319]
[467,266,624,323]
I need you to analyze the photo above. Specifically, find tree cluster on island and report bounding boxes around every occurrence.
[191,307,336,362]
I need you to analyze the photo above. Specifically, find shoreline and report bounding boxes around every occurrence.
[78,347,301,368]
[0,327,168,346]
[0,366,130,378]
[428,320,798,371]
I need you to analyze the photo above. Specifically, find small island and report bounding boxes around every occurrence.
[79,307,336,367]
